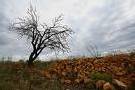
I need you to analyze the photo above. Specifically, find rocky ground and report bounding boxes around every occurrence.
[0,52,135,90]
[43,53,135,90]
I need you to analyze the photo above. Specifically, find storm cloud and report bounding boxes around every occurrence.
[0,0,135,60]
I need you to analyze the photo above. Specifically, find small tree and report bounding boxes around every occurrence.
[10,5,72,66]
[86,44,99,59]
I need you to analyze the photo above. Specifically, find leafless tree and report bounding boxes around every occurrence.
[86,44,99,59]
[9,5,72,66]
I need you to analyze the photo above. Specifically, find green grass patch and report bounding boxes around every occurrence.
[90,72,112,82]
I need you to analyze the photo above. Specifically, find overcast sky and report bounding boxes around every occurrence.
[0,0,135,60]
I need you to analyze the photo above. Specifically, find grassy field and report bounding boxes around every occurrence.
[0,51,135,90]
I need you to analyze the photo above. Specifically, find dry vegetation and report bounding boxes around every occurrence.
[0,51,135,90]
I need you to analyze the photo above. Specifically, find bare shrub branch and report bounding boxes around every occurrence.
[86,44,99,59]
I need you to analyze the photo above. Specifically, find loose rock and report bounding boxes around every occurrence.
[103,82,113,90]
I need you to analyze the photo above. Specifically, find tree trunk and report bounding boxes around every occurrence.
[27,52,35,66]
[27,51,39,66]
[27,58,34,67]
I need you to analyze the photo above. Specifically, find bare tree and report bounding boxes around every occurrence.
[86,44,99,59]
[9,5,72,66]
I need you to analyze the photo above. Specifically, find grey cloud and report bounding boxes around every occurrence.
[1,0,135,59]
[0,0,31,57]
[68,0,135,57]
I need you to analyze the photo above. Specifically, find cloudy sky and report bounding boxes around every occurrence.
[0,0,135,60]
